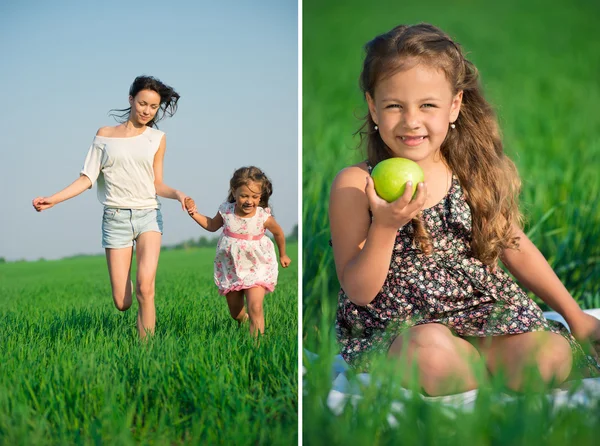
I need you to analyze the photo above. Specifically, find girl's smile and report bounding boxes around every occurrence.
[234,181,263,217]
[366,62,462,166]
[398,135,428,146]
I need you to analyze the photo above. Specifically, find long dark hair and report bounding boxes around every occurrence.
[357,23,522,267]
[227,166,274,209]
[109,75,180,128]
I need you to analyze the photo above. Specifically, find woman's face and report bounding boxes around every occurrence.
[129,89,161,125]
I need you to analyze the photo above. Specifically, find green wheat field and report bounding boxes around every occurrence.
[302,0,600,444]
[0,244,298,445]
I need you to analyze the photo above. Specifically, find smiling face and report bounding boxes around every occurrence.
[233,181,263,216]
[366,62,462,166]
[128,89,161,126]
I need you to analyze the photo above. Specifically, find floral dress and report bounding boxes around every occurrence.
[335,169,600,375]
[214,202,278,295]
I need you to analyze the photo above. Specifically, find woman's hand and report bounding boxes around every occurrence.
[175,191,191,211]
[32,196,56,212]
[365,176,427,230]
[184,196,197,215]
[279,254,292,268]
[569,311,600,359]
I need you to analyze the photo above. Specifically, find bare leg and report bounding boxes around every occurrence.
[388,323,480,396]
[105,247,134,311]
[225,291,248,325]
[134,232,161,339]
[245,287,266,336]
[474,331,573,391]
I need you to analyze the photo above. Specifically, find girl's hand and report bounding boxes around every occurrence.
[175,191,190,211]
[184,197,197,215]
[569,311,600,359]
[32,196,55,212]
[279,255,291,268]
[365,176,427,230]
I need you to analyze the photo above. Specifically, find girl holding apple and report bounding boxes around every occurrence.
[329,23,600,396]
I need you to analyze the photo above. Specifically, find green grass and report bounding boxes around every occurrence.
[302,0,600,443]
[0,244,298,445]
[304,351,600,445]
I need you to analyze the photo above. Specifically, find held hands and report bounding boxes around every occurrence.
[279,254,292,268]
[570,311,600,360]
[184,196,197,215]
[32,196,55,212]
[176,191,191,212]
[364,176,428,229]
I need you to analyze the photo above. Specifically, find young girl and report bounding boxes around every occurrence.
[330,23,600,396]
[32,75,191,339]
[185,166,291,335]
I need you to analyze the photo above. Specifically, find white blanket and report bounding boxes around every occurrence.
[304,309,600,421]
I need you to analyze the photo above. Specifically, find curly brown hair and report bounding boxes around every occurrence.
[357,23,522,267]
[227,166,274,209]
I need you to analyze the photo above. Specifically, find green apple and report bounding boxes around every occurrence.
[371,158,425,202]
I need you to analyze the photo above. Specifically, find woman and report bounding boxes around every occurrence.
[33,75,190,339]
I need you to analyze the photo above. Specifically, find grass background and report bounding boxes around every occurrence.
[302,0,600,443]
[0,243,298,445]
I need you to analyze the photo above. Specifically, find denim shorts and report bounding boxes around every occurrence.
[101,208,163,249]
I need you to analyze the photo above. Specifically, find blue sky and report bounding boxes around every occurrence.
[0,0,298,261]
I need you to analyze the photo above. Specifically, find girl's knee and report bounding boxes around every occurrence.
[233,313,249,324]
[416,345,477,396]
[536,335,572,381]
[417,345,469,377]
[389,324,462,359]
[407,323,456,350]
[506,332,571,363]
[489,332,573,389]
[247,301,263,316]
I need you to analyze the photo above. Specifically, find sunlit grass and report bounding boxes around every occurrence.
[0,244,298,445]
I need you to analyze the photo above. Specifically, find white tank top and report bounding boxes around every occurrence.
[80,126,164,209]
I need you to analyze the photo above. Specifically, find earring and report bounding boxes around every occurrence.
[374,124,379,131]
[450,122,456,129]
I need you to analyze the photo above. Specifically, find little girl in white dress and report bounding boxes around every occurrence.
[185,166,291,335]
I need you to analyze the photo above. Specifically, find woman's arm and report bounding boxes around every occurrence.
[329,164,427,306]
[153,134,188,209]
[32,175,92,212]
[264,216,291,267]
